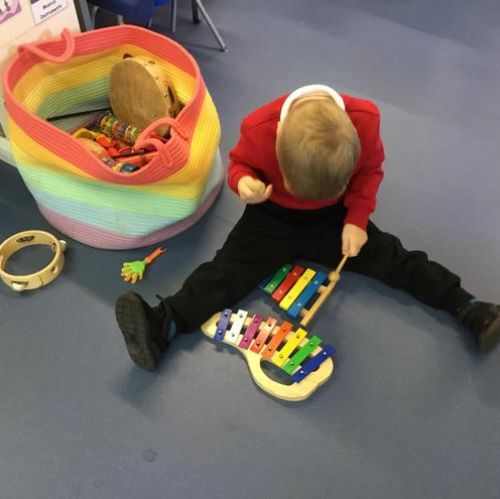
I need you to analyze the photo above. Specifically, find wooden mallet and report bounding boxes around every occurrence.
[299,255,349,327]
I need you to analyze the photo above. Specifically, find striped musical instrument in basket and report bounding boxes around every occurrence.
[201,309,335,401]
[260,256,348,327]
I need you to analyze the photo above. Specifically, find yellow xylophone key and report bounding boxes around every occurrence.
[272,328,308,366]
[279,269,316,311]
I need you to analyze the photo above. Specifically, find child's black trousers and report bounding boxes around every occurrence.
[164,202,472,332]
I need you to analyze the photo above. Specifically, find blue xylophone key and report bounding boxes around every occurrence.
[291,345,336,383]
[215,309,232,341]
[287,271,327,318]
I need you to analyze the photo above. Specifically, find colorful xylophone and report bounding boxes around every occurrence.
[201,309,335,401]
[260,256,348,327]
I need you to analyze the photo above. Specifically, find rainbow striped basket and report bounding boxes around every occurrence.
[3,26,223,249]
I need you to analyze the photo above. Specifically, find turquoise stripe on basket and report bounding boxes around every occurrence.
[19,150,223,236]
[26,188,182,235]
[37,173,224,249]
[17,167,210,219]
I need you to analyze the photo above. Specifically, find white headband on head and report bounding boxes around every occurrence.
[280,84,345,122]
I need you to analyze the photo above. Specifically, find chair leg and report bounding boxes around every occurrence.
[192,0,227,52]
[116,13,152,27]
[170,0,178,32]
[90,4,99,29]
[192,0,200,24]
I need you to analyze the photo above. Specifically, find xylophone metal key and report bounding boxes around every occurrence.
[261,256,348,327]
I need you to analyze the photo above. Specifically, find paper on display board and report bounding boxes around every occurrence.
[29,0,67,25]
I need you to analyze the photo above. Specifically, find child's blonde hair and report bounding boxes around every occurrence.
[277,99,360,200]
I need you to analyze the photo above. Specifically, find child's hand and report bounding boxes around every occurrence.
[237,176,273,204]
[342,224,368,257]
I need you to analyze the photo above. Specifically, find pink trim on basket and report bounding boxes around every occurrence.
[3,25,206,185]
[18,29,76,64]
[37,179,224,250]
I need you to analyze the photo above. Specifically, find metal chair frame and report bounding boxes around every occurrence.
[89,0,227,51]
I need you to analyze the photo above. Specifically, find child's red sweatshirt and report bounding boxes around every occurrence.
[228,92,385,230]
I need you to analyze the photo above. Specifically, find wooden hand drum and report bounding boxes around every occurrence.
[201,309,335,401]
[109,55,181,136]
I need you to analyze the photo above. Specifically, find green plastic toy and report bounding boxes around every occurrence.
[121,247,166,283]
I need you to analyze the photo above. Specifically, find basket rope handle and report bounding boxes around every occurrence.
[136,117,189,143]
[18,29,76,64]
[135,117,189,167]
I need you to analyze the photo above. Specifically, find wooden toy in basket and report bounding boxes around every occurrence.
[261,256,348,327]
[201,309,335,401]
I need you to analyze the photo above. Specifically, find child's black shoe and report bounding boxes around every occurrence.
[459,301,500,352]
[115,292,172,371]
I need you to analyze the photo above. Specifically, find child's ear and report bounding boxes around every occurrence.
[276,121,282,137]
[275,121,283,158]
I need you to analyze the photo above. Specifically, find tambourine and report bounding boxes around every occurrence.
[0,231,67,292]
[109,55,181,136]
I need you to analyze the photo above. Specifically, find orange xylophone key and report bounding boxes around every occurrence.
[261,321,293,359]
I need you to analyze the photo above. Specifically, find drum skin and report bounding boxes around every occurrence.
[109,55,181,135]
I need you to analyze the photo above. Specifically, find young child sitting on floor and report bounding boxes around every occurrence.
[115,84,500,371]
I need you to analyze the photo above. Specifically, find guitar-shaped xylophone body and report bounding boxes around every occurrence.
[201,309,335,401]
